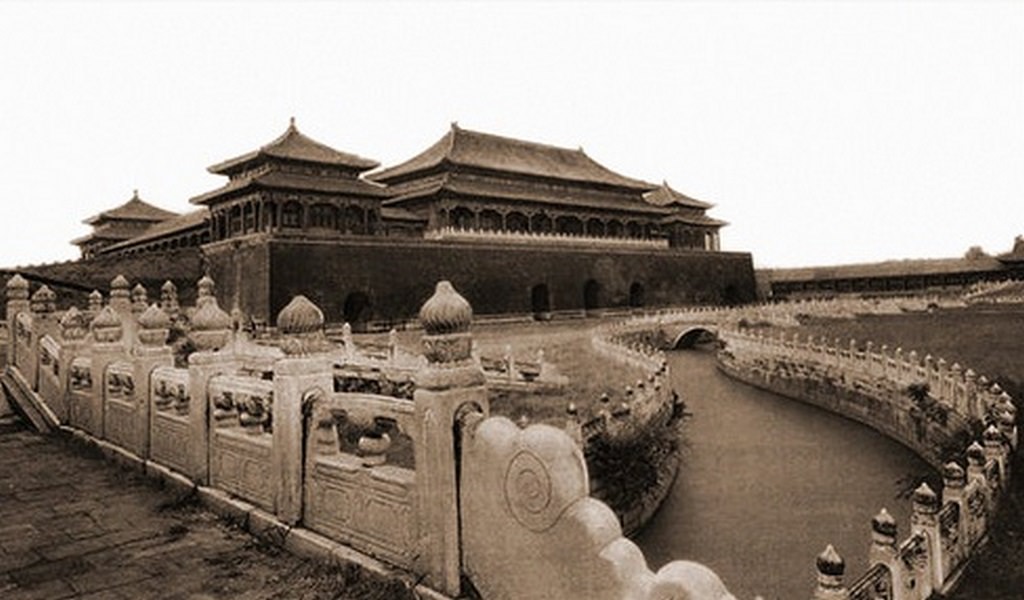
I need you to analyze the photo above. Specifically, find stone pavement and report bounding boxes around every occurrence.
[0,415,414,600]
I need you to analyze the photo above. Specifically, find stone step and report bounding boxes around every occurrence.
[1,366,57,434]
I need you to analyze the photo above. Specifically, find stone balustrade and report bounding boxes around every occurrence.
[717,327,1017,600]
[425,225,671,249]
[5,274,739,600]
[964,278,1024,304]
[627,294,967,333]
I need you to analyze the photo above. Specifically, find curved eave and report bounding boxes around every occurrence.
[191,173,389,206]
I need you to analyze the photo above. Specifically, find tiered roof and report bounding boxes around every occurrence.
[208,118,380,176]
[82,190,178,226]
[192,120,387,206]
[643,181,714,209]
[371,124,656,191]
[74,190,180,248]
[102,209,209,252]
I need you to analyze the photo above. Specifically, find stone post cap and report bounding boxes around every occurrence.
[59,306,88,340]
[983,424,1004,446]
[138,304,171,346]
[943,461,966,485]
[871,508,897,538]
[277,295,332,356]
[816,544,845,577]
[110,274,130,291]
[419,280,472,336]
[6,273,28,293]
[92,305,124,343]
[967,441,985,465]
[418,281,475,366]
[912,483,939,512]
[190,294,231,352]
[30,285,56,313]
[277,295,324,334]
[161,280,177,293]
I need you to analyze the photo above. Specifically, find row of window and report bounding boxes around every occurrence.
[102,230,210,258]
[439,206,719,249]
[211,200,379,240]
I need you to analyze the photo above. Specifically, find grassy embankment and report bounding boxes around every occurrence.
[789,305,1024,599]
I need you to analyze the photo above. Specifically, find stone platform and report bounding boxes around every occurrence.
[0,415,410,600]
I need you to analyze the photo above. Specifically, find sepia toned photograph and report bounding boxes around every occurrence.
[0,2,1021,599]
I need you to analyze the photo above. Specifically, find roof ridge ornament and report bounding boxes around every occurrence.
[289,116,296,131]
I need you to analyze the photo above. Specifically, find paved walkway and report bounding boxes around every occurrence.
[0,415,412,600]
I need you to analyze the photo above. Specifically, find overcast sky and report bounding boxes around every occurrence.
[1,1,1020,269]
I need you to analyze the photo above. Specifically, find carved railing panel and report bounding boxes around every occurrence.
[304,391,418,569]
[208,375,275,511]
[103,361,140,452]
[37,335,63,417]
[68,356,95,431]
[150,366,191,474]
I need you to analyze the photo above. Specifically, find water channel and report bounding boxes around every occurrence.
[634,349,931,600]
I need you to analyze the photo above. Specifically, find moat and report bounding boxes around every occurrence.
[635,349,930,600]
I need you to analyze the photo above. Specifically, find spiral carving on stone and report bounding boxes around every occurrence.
[504,450,556,532]
[419,281,472,336]
[277,295,324,334]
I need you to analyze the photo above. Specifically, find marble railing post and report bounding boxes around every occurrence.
[965,442,988,541]
[935,358,948,401]
[910,483,942,596]
[942,462,968,572]
[983,425,1008,484]
[413,281,488,596]
[27,286,58,391]
[272,295,334,526]
[90,306,129,438]
[109,275,134,342]
[812,545,850,600]
[186,286,235,483]
[964,369,980,419]
[949,363,964,414]
[867,508,903,596]
[55,307,89,423]
[5,275,30,367]
[133,305,174,460]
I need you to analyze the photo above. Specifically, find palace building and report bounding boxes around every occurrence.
[66,121,755,326]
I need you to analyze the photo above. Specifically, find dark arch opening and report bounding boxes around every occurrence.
[583,279,601,313]
[673,327,717,350]
[629,282,645,308]
[343,292,372,331]
[722,284,741,306]
[530,284,551,320]
[506,212,528,233]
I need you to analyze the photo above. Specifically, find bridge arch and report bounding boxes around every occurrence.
[671,326,718,349]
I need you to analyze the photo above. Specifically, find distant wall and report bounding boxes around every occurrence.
[1,247,203,317]
[206,237,757,325]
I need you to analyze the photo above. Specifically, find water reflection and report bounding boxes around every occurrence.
[634,349,930,600]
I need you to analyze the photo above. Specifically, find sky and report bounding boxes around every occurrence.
[0,1,1021,270]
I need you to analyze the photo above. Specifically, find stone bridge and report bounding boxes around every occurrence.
[664,325,720,350]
